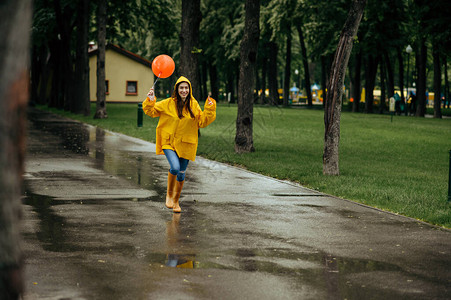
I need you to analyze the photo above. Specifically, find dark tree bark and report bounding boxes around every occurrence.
[321,55,328,106]
[53,0,74,110]
[364,55,379,113]
[260,55,267,104]
[433,44,442,118]
[179,0,202,101]
[352,49,362,112]
[296,25,313,107]
[379,55,386,114]
[73,0,90,116]
[283,29,291,107]
[30,45,40,106]
[445,57,450,109]
[235,0,260,153]
[396,47,405,104]
[208,62,219,100]
[416,39,427,117]
[267,41,279,105]
[226,69,235,103]
[383,50,395,98]
[94,0,108,119]
[201,62,208,100]
[48,38,65,109]
[37,47,51,105]
[0,0,32,298]
[323,0,366,176]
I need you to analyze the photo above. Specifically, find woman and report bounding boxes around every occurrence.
[143,76,216,213]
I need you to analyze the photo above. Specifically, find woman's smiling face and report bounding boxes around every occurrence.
[178,82,190,101]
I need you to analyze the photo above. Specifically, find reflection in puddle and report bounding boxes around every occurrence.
[165,213,197,268]
[165,254,196,268]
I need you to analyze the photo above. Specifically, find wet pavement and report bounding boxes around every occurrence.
[22,108,451,299]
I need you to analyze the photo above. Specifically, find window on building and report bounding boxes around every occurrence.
[105,80,109,94]
[126,81,138,95]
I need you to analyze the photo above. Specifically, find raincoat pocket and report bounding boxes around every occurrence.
[176,135,198,160]
[160,130,173,149]
[181,135,197,144]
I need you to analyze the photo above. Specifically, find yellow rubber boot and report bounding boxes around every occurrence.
[172,180,184,213]
[165,172,177,208]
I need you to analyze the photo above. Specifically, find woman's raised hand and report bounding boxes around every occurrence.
[147,88,155,101]
[205,95,216,110]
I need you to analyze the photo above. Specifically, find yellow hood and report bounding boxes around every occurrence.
[174,76,194,101]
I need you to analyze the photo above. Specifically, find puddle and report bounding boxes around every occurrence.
[24,109,450,299]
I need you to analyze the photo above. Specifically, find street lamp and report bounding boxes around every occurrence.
[405,45,413,116]
[294,69,299,102]
[295,69,299,87]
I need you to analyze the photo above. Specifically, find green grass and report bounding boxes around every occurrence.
[38,103,451,228]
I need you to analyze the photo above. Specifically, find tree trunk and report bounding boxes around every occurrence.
[201,62,208,100]
[37,48,51,105]
[235,0,260,153]
[267,41,279,105]
[226,69,235,103]
[379,55,386,114]
[323,0,366,176]
[416,39,427,117]
[321,55,327,106]
[179,0,202,101]
[445,57,450,109]
[297,24,313,107]
[208,62,219,100]
[54,0,74,111]
[364,55,379,113]
[94,0,107,119]
[73,0,90,116]
[0,0,32,297]
[30,45,40,106]
[384,50,395,98]
[260,55,267,104]
[397,47,405,104]
[352,49,362,112]
[283,29,291,107]
[433,44,442,118]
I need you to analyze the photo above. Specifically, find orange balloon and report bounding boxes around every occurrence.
[151,55,175,79]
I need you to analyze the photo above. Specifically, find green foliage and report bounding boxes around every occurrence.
[302,0,351,58]
[31,5,56,47]
[104,0,179,60]
[40,103,451,228]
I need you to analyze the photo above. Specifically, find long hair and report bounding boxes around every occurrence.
[172,81,195,119]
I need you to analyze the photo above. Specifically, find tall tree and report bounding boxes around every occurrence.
[179,0,202,101]
[235,0,260,153]
[53,0,76,110]
[283,28,292,107]
[296,24,313,107]
[267,0,296,107]
[72,0,90,116]
[267,41,279,105]
[94,0,107,119]
[364,55,379,113]
[352,48,362,112]
[415,39,427,117]
[432,44,442,118]
[0,0,32,297]
[323,0,366,176]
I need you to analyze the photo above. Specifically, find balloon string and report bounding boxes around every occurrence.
[151,72,162,89]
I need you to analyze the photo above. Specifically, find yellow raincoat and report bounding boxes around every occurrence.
[142,76,216,161]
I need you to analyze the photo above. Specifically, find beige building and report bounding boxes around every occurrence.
[89,43,154,103]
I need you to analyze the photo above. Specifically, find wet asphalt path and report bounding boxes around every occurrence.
[22,108,450,299]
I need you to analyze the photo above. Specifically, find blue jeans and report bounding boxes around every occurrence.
[163,149,189,182]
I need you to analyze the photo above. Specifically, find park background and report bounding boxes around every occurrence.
[31,0,450,227]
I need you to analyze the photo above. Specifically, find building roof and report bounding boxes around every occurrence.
[89,43,152,68]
